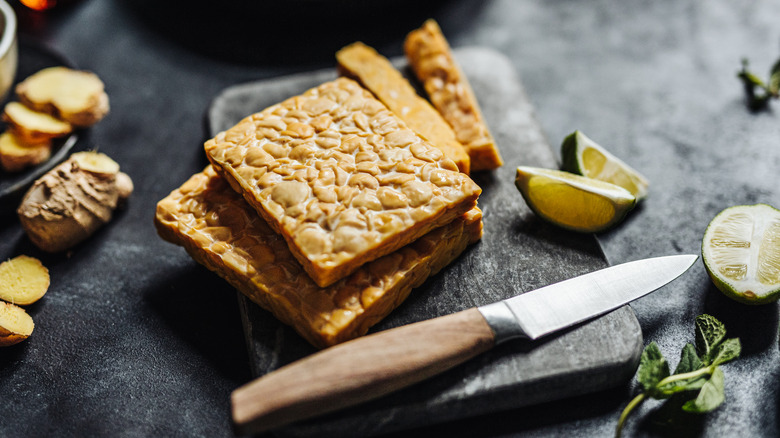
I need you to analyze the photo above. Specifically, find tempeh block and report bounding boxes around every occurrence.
[205,77,481,288]
[336,42,471,174]
[155,166,483,348]
[405,19,504,171]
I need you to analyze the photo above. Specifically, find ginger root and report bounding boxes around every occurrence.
[0,301,35,346]
[17,151,133,253]
[0,131,51,172]
[15,66,109,128]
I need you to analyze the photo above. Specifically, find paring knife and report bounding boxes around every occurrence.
[231,254,698,434]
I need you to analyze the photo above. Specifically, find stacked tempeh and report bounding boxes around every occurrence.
[155,21,500,349]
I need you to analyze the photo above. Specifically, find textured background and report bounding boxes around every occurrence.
[1,1,779,437]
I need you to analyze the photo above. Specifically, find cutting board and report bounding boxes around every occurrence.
[207,47,642,437]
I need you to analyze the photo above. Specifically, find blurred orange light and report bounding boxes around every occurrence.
[19,0,58,11]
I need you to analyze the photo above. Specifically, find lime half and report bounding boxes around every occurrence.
[702,204,780,304]
[515,166,636,233]
[561,130,649,200]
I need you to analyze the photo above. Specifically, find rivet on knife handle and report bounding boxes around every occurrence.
[231,307,496,435]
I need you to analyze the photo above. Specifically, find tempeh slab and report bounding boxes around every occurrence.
[154,166,483,349]
[405,20,503,171]
[336,42,471,174]
[205,77,481,288]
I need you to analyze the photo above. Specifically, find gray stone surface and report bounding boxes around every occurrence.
[1,1,778,437]
[208,48,645,437]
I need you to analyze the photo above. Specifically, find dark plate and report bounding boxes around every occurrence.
[0,37,77,215]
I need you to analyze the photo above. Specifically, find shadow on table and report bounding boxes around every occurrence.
[375,383,630,438]
[143,265,252,382]
[117,0,490,67]
[703,283,779,356]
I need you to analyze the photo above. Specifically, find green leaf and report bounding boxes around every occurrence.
[769,70,780,96]
[653,344,707,395]
[711,338,741,366]
[695,314,726,364]
[770,58,780,76]
[616,315,741,435]
[657,375,707,396]
[638,342,670,393]
[737,57,779,108]
[674,343,703,374]
[738,69,766,88]
[682,367,725,413]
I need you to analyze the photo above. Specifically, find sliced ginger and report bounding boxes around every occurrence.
[0,131,51,172]
[0,255,49,346]
[0,255,50,305]
[3,101,73,145]
[0,67,110,172]
[16,66,109,128]
[0,301,35,346]
[72,149,120,175]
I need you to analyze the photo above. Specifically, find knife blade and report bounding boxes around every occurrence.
[231,254,697,435]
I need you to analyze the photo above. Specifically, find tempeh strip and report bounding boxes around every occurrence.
[405,19,503,171]
[336,42,471,174]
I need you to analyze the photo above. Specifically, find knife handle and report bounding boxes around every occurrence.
[231,307,496,435]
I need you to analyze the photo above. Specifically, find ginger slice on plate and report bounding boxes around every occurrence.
[0,131,51,172]
[0,301,35,347]
[16,66,109,128]
[3,101,73,144]
[0,255,50,305]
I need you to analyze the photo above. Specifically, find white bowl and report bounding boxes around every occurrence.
[0,0,17,101]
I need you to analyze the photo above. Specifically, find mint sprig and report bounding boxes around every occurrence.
[615,314,741,437]
[738,58,780,110]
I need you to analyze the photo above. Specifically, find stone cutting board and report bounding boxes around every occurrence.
[207,47,642,437]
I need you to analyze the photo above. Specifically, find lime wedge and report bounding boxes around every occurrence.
[561,130,649,200]
[702,204,780,304]
[514,166,636,233]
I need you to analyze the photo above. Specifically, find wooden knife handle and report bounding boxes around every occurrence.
[231,307,496,435]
